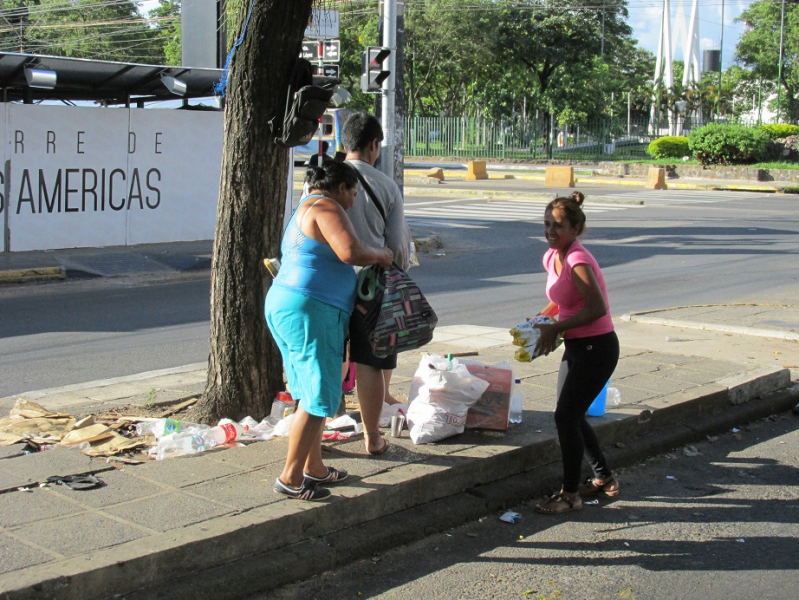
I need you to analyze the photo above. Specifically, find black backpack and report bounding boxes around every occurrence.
[270,58,339,148]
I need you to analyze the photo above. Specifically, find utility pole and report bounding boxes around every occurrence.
[777,0,785,123]
[600,0,606,59]
[717,0,724,117]
[380,0,397,182]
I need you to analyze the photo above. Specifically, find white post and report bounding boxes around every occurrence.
[627,91,631,138]
[380,0,397,180]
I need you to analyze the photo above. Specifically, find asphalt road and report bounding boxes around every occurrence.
[264,411,799,600]
[1,187,798,397]
[404,187,799,325]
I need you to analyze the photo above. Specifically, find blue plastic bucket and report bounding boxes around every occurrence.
[587,380,610,417]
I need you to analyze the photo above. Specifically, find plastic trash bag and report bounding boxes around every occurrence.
[509,315,562,361]
[379,402,409,428]
[406,354,489,444]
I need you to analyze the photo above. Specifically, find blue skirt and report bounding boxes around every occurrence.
[264,286,349,418]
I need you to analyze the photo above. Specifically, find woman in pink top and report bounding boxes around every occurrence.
[533,191,620,515]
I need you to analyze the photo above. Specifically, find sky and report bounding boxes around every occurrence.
[137,1,753,71]
[626,0,752,70]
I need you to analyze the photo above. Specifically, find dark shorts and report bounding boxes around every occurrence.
[348,310,398,370]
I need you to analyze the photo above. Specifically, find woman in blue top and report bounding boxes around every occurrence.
[266,163,393,501]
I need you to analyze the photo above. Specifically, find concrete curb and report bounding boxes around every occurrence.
[621,311,799,342]
[2,373,795,600]
[404,169,783,192]
[0,266,65,283]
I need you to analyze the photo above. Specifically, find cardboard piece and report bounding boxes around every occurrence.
[82,432,144,456]
[0,399,76,446]
[60,424,114,446]
[464,363,513,431]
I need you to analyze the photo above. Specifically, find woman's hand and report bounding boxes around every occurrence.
[376,247,393,269]
[534,322,560,357]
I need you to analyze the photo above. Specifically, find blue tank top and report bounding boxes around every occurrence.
[272,195,357,313]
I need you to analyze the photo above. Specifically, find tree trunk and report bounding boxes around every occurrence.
[188,0,315,424]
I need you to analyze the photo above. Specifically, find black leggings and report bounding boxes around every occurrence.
[555,331,620,493]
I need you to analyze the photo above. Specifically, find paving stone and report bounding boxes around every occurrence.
[0,487,83,527]
[0,533,54,574]
[130,453,247,488]
[12,511,148,557]
[102,491,234,531]
[48,469,166,509]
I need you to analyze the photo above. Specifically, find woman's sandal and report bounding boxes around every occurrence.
[534,492,583,515]
[303,466,348,484]
[272,477,331,501]
[578,476,620,497]
[365,431,390,456]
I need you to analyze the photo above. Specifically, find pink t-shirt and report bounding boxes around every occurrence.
[543,240,614,339]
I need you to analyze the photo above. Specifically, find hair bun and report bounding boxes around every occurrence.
[569,191,585,206]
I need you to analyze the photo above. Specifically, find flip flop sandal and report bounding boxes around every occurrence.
[365,434,389,456]
[578,476,620,497]
[272,477,331,501]
[534,492,582,515]
[303,466,348,484]
[46,475,104,491]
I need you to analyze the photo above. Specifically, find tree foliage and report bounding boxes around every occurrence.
[736,1,799,124]
[493,0,634,122]
[148,0,181,66]
[0,0,165,63]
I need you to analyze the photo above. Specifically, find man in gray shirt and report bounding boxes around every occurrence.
[343,112,411,456]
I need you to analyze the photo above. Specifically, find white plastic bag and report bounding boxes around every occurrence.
[406,354,490,444]
[379,402,409,428]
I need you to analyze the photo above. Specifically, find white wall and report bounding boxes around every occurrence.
[0,104,223,252]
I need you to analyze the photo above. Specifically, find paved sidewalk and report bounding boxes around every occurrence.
[0,305,797,599]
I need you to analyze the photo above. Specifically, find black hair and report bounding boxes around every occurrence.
[341,112,383,152]
[546,191,586,235]
[304,161,358,193]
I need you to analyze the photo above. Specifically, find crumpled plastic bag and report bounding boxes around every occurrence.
[509,315,562,361]
[379,402,408,428]
[406,354,489,444]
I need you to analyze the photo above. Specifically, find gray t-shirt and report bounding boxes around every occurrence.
[346,159,411,270]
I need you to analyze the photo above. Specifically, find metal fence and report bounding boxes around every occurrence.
[403,115,769,161]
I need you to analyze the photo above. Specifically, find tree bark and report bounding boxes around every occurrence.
[189,0,315,424]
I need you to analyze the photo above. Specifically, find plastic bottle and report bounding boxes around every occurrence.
[136,418,209,439]
[509,379,523,424]
[153,433,217,460]
[201,420,250,445]
[607,387,621,406]
[268,391,295,424]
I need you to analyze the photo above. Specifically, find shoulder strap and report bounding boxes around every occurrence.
[298,197,327,229]
[351,168,387,223]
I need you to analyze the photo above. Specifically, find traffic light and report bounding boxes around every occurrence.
[361,46,391,93]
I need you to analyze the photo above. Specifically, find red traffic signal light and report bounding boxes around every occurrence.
[361,46,391,93]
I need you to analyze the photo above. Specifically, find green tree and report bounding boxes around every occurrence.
[404,0,498,117]
[603,42,656,122]
[736,1,799,124]
[148,0,181,66]
[0,0,164,63]
[336,1,379,113]
[189,0,317,423]
[493,0,633,121]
